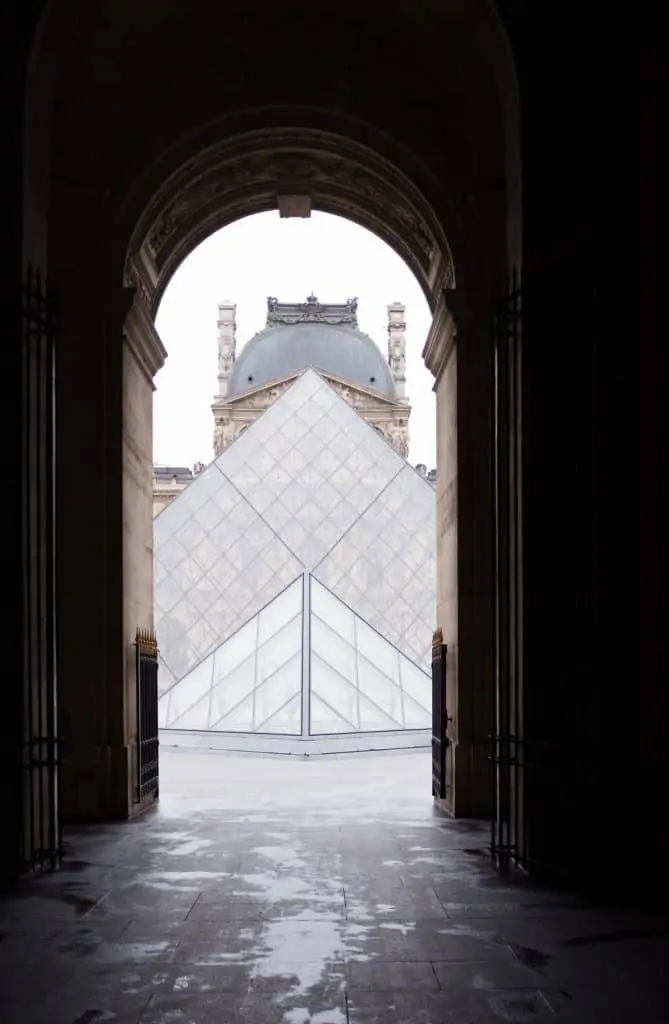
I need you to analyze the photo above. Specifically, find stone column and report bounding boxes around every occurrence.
[423,291,493,819]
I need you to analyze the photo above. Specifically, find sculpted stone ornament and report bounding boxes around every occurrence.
[213,419,238,455]
[388,423,409,459]
[266,294,360,328]
[389,334,406,376]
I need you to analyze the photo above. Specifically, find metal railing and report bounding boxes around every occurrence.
[135,628,160,803]
[20,265,62,876]
[431,629,450,800]
[490,268,525,870]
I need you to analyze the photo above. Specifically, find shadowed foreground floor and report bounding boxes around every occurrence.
[1,749,668,1022]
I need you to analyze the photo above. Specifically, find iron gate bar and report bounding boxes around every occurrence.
[431,628,450,800]
[490,267,525,871]
[135,628,160,802]
[20,264,63,876]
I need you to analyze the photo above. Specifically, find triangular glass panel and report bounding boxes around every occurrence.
[309,691,358,735]
[356,687,405,732]
[252,654,302,733]
[310,653,360,731]
[211,690,256,733]
[256,692,302,735]
[208,653,257,728]
[169,689,212,731]
[309,577,431,734]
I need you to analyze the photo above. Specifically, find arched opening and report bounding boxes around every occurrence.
[151,212,438,761]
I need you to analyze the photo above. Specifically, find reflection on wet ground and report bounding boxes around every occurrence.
[1,749,668,1022]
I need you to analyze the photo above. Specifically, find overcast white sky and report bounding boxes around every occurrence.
[154,211,436,469]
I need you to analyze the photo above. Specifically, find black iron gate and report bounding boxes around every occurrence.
[20,265,62,876]
[431,628,450,800]
[490,268,525,869]
[135,629,160,803]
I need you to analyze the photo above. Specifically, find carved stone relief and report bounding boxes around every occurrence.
[144,142,445,277]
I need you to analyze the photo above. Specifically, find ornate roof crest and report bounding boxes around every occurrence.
[266,295,359,328]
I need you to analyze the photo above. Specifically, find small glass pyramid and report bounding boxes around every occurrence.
[158,574,431,735]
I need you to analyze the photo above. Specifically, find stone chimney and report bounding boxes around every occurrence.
[216,301,236,397]
[387,302,407,400]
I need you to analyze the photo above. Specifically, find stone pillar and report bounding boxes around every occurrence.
[56,274,129,821]
[123,297,167,815]
[423,292,493,819]
[387,302,407,399]
[216,301,236,397]
[56,269,165,823]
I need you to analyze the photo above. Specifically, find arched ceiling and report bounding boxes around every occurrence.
[127,127,455,315]
[34,0,519,310]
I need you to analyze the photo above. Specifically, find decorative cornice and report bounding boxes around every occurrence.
[127,128,455,314]
[123,296,168,385]
[422,292,458,386]
[211,368,404,410]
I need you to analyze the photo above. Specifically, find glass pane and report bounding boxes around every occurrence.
[311,616,356,681]
[310,581,355,645]
[209,659,257,730]
[253,655,302,733]
[192,497,225,533]
[212,617,257,684]
[357,688,403,732]
[401,690,432,729]
[157,655,176,698]
[260,693,302,735]
[213,691,255,732]
[173,516,208,551]
[256,615,302,683]
[158,536,189,575]
[257,577,302,645]
[355,619,401,684]
[310,654,358,732]
[164,656,214,726]
[169,689,212,730]
[310,691,356,735]
[356,657,404,728]
[399,657,431,712]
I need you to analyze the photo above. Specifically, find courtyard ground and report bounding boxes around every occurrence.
[1,747,667,1022]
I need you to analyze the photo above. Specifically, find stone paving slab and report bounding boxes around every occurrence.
[1,749,668,1023]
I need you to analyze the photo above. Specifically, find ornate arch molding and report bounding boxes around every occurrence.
[125,128,456,316]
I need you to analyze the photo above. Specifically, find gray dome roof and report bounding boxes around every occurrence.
[227,323,395,398]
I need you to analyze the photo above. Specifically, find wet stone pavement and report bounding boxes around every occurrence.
[1,750,668,1023]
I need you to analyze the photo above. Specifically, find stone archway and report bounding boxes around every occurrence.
[22,0,521,827]
[125,128,456,315]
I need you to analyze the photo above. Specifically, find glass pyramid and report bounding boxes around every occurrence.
[155,367,437,739]
[158,574,431,735]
